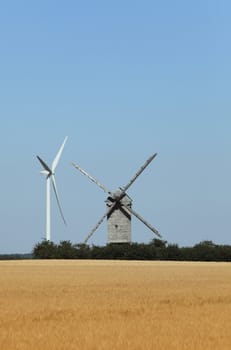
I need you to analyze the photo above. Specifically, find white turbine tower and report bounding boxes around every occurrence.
[37,137,68,241]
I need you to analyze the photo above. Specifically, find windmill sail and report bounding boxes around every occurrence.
[72,152,161,244]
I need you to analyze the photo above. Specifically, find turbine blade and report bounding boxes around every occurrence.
[83,202,117,243]
[122,153,157,192]
[37,156,52,174]
[122,205,161,238]
[52,136,68,172]
[40,170,49,176]
[51,175,66,225]
[72,162,112,195]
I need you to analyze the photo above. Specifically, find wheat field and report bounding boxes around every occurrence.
[0,260,231,350]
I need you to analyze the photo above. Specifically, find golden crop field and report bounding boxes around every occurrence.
[0,260,231,350]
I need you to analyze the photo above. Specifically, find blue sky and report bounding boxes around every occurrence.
[0,1,230,253]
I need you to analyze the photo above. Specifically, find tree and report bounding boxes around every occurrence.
[32,238,231,261]
[192,241,217,261]
[149,238,167,248]
[32,240,58,259]
[57,241,76,259]
[165,243,182,260]
[74,244,91,259]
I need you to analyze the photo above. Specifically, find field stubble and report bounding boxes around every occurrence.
[0,260,231,350]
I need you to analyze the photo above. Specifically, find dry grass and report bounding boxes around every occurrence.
[0,260,231,350]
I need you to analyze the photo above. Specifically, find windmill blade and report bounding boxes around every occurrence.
[52,136,68,172]
[122,204,161,238]
[72,162,112,195]
[37,156,52,174]
[83,212,108,244]
[51,175,66,225]
[83,202,117,243]
[122,153,157,192]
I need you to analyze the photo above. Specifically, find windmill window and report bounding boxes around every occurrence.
[115,224,118,229]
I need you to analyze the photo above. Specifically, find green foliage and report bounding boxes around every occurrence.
[31,239,231,262]
[150,238,167,248]
[165,243,182,260]
[57,241,76,259]
[33,240,58,259]
[0,254,32,260]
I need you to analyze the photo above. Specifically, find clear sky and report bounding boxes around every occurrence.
[0,1,230,253]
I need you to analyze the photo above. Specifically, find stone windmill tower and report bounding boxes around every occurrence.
[72,153,161,244]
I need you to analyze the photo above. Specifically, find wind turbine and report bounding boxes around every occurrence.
[37,137,68,241]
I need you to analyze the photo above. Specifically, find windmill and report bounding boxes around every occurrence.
[72,153,161,244]
[37,137,68,241]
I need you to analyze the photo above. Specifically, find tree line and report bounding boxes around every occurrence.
[0,254,32,260]
[31,239,231,261]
